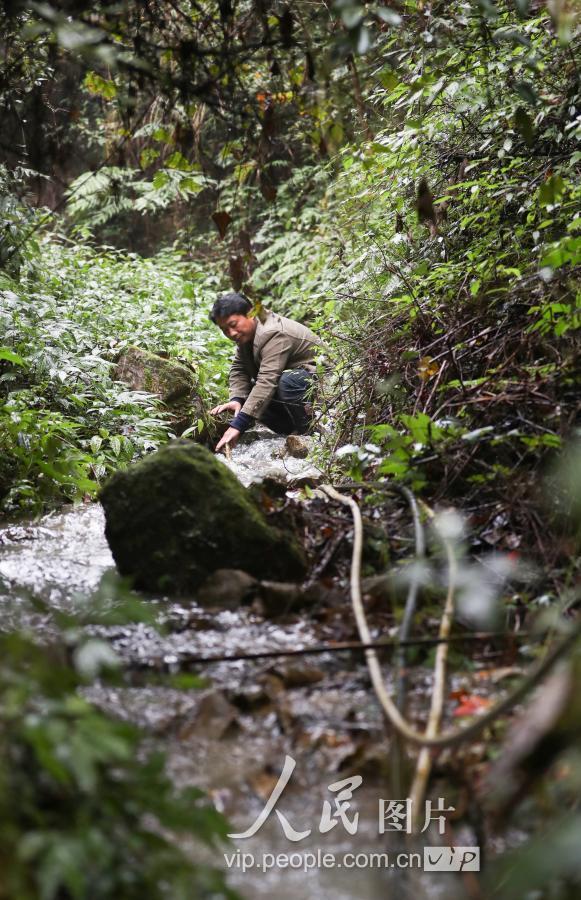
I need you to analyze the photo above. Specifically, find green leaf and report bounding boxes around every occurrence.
[378,70,399,90]
[0,347,25,366]
[472,0,500,19]
[139,148,160,168]
[165,151,194,171]
[152,171,169,189]
[539,175,565,207]
[152,127,172,142]
[83,71,117,100]
[514,81,539,105]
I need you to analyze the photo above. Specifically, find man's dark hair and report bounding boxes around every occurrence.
[210,292,252,323]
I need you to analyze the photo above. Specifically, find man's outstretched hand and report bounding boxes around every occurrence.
[215,426,241,454]
[210,401,242,453]
[210,400,241,416]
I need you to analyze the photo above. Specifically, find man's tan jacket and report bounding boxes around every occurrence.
[229,310,321,420]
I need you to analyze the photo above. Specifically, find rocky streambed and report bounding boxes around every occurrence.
[0,431,482,899]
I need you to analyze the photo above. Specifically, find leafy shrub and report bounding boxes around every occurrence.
[0,630,234,900]
[0,238,232,513]
[0,165,42,278]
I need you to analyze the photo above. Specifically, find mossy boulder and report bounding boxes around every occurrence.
[100,440,306,594]
[114,347,195,403]
[114,347,202,435]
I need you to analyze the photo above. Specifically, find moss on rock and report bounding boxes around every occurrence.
[114,347,196,404]
[113,346,205,436]
[100,440,306,594]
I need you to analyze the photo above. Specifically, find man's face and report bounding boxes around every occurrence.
[216,313,257,346]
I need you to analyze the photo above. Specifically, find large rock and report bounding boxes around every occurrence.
[113,347,202,434]
[100,441,306,594]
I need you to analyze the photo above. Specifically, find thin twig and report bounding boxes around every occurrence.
[409,503,457,827]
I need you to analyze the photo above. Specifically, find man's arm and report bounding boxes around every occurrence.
[229,331,293,432]
[216,332,293,451]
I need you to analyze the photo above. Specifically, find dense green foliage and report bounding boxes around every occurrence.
[0,625,233,900]
[0,236,231,512]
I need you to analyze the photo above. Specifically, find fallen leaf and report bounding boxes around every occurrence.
[453,693,492,717]
[418,356,439,381]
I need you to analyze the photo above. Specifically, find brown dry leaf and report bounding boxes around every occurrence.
[418,356,439,381]
[416,177,436,224]
[212,210,231,239]
[319,731,352,748]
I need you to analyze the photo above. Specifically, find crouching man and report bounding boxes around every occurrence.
[209,292,321,453]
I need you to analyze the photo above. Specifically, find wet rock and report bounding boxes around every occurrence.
[238,428,267,445]
[100,441,306,594]
[256,580,333,616]
[228,684,273,712]
[247,477,289,508]
[287,472,324,489]
[255,581,306,615]
[196,569,257,608]
[274,664,325,688]
[178,690,238,740]
[285,435,310,459]
[114,346,202,435]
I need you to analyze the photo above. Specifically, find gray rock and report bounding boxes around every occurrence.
[285,435,310,459]
[196,569,257,608]
[114,346,202,434]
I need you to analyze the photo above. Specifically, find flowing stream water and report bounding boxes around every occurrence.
[0,432,465,899]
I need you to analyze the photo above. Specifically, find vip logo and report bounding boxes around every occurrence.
[423,847,480,872]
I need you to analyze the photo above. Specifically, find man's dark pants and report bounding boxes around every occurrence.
[259,369,314,436]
